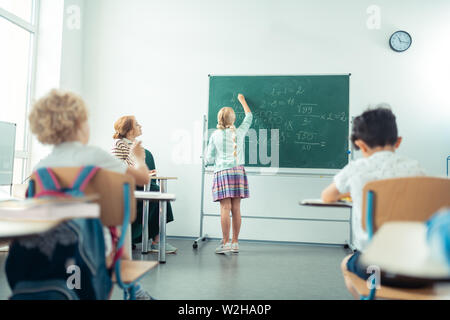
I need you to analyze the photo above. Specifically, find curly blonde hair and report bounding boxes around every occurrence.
[28,89,88,145]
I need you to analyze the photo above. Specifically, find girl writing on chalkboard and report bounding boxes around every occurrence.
[205,94,253,254]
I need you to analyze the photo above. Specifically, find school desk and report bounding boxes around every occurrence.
[351,221,450,299]
[360,222,450,281]
[134,188,176,263]
[0,202,100,240]
[300,198,354,249]
[139,176,177,256]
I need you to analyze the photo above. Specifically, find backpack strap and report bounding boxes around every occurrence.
[34,168,61,192]
[71,166,101,192]
[34,168,71,198]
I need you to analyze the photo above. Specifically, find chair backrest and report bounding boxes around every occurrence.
[362,177,450,233]
[29,167,136,226]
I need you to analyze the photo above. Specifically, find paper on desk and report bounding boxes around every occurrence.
[0,197,100,222]
[300,198,352,207]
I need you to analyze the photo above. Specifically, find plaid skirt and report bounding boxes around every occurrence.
[212,166,249,202]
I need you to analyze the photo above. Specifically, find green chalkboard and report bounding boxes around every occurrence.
[208,75,350,169]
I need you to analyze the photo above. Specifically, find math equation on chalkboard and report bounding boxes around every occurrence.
[208,75,350,169]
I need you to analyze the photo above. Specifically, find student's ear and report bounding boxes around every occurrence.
[394,137,402,149]
[354,139,369,153]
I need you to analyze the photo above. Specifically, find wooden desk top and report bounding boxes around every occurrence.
[112,260,159,284]
[149,176,178,180]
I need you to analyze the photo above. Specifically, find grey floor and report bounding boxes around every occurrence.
[0,238,354,300]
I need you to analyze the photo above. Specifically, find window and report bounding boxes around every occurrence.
[0,0,39,185]
[0,0,33,23]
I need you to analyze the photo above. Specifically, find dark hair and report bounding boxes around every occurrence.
[351,106,398,150]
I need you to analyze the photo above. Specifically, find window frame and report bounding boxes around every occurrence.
[0,0,40,184]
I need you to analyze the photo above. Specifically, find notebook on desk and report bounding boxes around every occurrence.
[300,198,353,207]
[0,195,100,222]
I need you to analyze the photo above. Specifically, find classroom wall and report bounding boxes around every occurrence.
[60,0,85,95]
[66,0,450,241]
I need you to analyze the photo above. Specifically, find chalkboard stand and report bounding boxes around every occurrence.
[193,115,209,249]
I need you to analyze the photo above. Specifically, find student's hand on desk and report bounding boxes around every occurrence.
[149,169,157,176]
[131,141,145,161]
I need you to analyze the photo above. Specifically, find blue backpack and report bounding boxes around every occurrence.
[5,166,112,300]
[426,208,450,268]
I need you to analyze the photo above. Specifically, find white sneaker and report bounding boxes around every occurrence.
[215,242,231,254]
[231,242,239,253]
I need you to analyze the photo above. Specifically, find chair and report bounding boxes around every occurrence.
[342,177,450,300]
[27,167,158,299]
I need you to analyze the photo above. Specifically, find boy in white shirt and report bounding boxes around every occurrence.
[321,106,425,297]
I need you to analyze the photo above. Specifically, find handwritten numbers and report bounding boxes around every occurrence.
[296,86,305,95]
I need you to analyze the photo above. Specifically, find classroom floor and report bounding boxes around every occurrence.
[0,238,354,300]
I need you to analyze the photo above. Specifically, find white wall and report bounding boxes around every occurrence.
[60,0,84,94]
[69,0,450,241]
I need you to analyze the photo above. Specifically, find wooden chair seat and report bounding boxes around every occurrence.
[112,260,158,284]
[344,267,450,300]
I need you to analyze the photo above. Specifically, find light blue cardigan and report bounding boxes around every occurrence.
[205,112,253,173]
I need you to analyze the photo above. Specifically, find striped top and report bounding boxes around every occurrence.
[111,138,136,167]
[205,112,253,173]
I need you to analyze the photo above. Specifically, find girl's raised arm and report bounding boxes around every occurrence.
[238,94,251,113]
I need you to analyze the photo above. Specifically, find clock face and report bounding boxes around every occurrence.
[389,31,412,52]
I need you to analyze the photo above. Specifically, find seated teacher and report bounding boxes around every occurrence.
[111,115,177,254]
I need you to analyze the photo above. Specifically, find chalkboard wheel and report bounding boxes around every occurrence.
[193,242,198,249]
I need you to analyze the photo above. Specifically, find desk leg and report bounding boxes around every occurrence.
[141,183,151,254]
[159,180,167,263]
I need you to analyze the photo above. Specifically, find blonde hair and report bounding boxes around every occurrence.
[217,107,238,159]
[28,89,88,145]
[113,115,135,139]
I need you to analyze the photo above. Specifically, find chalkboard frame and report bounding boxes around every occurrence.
[206,74,351,174]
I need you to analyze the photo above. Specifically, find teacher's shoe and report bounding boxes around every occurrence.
[231,242,239,253]
[215,242,231,254]
[150,242,177,254]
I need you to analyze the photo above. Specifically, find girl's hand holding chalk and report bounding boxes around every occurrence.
[237,93,251,113]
